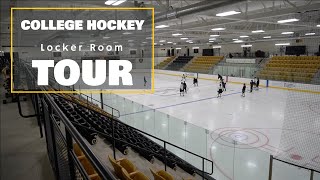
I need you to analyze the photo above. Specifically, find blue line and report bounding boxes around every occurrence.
[121,91,242,116]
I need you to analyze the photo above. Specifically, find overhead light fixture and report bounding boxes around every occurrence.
[252,30,265,33]
[176,48,182,50]
[212,46,222,49]
[189,42,194,44]
[113,41,119,43]
[105,0,127,6]
[305,33,315,36]
[146,37,152,39]
[192,47,199,49]
[172,33,183,36]
[173,43,177,45]
[89,40,96,42]
[216,11,241,17]
[112,0,127,6]
[142,42,147,44]
[275,43,290,46]
[154,43,158,45]
[167,42,173,44]
[232,39,239,41]
[160,44,164,46]
[159,40,166,42]
[317,25,320,27]
[79,42,85,44]
[209,38,216,41]
[186,40,192,42]
[240,35,249,38]
[281,32,294,35]
[277,18,299,24]
[263,36,271,39]
[234,40,244,43]
[155,25,169,29]
[241,44,252,47]
[181,37,188,40]
[211,28,226,31]
[210,35,220,37]
[209,41,214,42]
[123,32,132,35]
[103,36,110,39]
[247,162,257,168]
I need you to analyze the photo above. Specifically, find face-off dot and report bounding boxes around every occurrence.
[290,154,303,161]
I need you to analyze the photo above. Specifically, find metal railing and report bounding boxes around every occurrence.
[268,155,320,180]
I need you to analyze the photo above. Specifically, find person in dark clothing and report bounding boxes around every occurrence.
[193,77,198,87]
[144,76,147,86]
[183,81,187,93]
[180,82,184,96]
[217,84,223,98]
[250,80,254,92]
[242,83,246,97]
[256,78,260,89]
[218,74,222,81]
[222,81,226,91]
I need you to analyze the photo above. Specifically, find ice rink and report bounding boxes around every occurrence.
[93,70,320,180]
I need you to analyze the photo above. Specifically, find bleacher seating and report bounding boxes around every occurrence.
[258,56,320,83]
[150,169,174,180]
[108,155,140,179]
[53,95,206,179]
[122,168,150,180]
[73,143,101,180]
[166,56,193,71]
[184,56,223,74]
[155,57,176,69]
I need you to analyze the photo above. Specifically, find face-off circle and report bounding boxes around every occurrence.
[210,127,269,149]
[308,102,320,115]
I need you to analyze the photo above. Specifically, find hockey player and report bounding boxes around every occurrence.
[250,80,254,92]
[242,83,246,97]
[217,84,223,98]
[183,81,187,94]
[222,80,226,91]
[193,77,198,87]
[180,82,184,96]
[182,74,186,82]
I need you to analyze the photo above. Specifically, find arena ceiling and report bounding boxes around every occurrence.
[1,0,320,47]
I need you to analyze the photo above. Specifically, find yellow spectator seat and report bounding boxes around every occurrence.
[122,168,150,180]
[108,155,137,179]
[150,169,174,180]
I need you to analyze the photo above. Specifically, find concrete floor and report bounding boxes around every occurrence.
[0,85,55,180]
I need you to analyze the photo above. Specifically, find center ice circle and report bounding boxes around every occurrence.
[210,128,269,149]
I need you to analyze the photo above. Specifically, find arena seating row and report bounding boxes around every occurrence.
[74,143,102,180]
[272,56,320,60]
[263,67,318,73]
[53,95,202,179]
[259,56,320,83]
[184,56,223,73]
[155,56,176,69]
[166,56,193,71]
[60,93,114,118]
[269,60,320,65]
